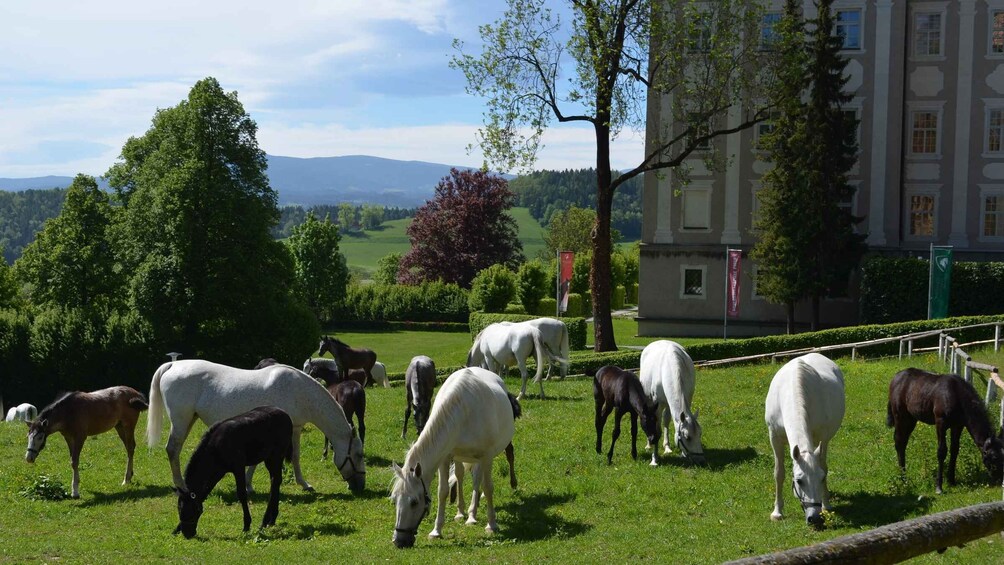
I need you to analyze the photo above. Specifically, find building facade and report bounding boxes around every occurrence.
[639,0,1004,337]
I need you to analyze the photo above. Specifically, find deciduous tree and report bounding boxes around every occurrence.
[543,206,618,259]
[286,213,349,322]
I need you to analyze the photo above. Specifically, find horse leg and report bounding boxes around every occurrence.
[769,429,786,521]
[289,426,314,492]
[506,442,517,489]
[467,463,482,525]
[357,409,365,445]
[452,461,467,522]
[429,461,450,539]
[935,418,948,494]
[947,425,963,486]
[402,403,411,439]
[245,465,258,495]
[893,417,916,472]
[515,357,528,401]
[629,410,639,460]
[115,422,136,486]
[233,468,253,532]
[262,455,283,528]
[481,459,497,534]
[607,408,625,464]
[661,405,674,455]
[166,413,197,490]
[595,398,612,455]
[67,436,84,499]
[820,440,832,512]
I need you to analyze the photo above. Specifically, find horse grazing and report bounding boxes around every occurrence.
[319,335,377,385]
[25,387,148,499]
[887,368,1004,494]
[594,365,659,464]
[765,353,845,527]
[253,358,280,370]
[403,355,437,438]
[371,361,389,388]
[303,357,341,386]
[391,367,518,548]
[147,360,365,494]
[324,379,366,459]
[639,340,705,465]
[6,403,38,422]
[174,406,292,539]
[467,322,551,400]
[525,318,570,380]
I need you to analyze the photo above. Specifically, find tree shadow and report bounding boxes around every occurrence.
[78,484,175,507]
[367,454,393,467]
[831,490,934,528]
[495,490,590,542]
[343,231,371,240]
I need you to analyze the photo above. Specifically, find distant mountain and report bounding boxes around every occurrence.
[0,155,498,208]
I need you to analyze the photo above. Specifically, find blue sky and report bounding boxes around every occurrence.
[0,0,645,178]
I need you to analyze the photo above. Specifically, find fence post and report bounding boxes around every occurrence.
[987,370,999,406]
[965,363,972,384]
[997,324,1001,353]
[851,347,857,361]
[899,340,904,360]
[908,339,914,358]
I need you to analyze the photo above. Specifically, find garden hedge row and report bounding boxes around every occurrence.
[330,281,469,323]
[468,312,588,351]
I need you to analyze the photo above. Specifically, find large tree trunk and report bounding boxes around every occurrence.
[591,122,617,352]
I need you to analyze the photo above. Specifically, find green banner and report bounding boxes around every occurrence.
[928,246,953,319]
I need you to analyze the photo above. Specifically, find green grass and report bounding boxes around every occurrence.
[3,351,1004,562]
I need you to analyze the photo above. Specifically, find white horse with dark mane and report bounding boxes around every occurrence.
[765,352,845,527]
[640,340,705,465]
[147,359,366,494]
[391,367,519,548]
[467,322,552,400]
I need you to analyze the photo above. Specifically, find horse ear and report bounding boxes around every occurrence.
[413,463,423,478]
[693,408,700,420]
[813,442,823,457]
[792,445,801,460]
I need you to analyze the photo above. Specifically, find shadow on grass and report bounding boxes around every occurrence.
[513,394,586,403]
[647,447,758,471]
[78,484,175,507]
[496,490,590,542]
[367,454,394,467]
[831,489,934,528]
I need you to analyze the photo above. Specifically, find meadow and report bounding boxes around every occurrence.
[3,349,1004,563]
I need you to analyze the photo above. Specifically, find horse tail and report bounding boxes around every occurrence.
[886,398,894,428]
[507,392,522,420]
[560,323,570,377]
[146,362,171,448]
[531,327,545,384]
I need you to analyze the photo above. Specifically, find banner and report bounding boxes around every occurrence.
[928,246,953,319]
[726,249,742,318]
[558,251,574,313]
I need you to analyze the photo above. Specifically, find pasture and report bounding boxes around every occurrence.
[2,352,1004,562]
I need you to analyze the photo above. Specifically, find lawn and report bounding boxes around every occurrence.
[3,351,1004,562]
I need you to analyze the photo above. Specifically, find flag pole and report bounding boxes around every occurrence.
[723,246,729,340]
[927,243,933,320]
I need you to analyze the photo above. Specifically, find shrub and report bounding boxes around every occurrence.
[469,264,517,313]
[571,253,591,294]
[505,303,527,314]
[538,298,558,316]
[565,293,584,317]
[612,285,626,310]
[626,283,639,305]
[469,312,588,350]
[516,260,549,315]
[20,475,70,501]
[332,282,469,323]
[610,253,627,288]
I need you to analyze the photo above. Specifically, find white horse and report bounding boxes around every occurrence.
[371,361,389,388]
[640,340,705,465]
[765,352,845,527]
[147,359,366,494]
[524,318,570,379]
[6,403,38,423]
[467,322,548,400]
[391,367,518,548]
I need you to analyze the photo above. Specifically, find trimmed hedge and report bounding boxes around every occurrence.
[537,298,558,316]
[331,281,469,323]
[612,285,626,310]
[565,293,584,317]
[323,320,470,333]
[626,283,638,305]
[469,312,588,350]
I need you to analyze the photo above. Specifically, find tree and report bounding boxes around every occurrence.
[286,213,349,322]
[469,264,517,313]
[14,174,122,310]
[338,203,357,231]
[543,205,618,259]
[516,259,548,314]
[106,77,316,363]
[454,0,778,350]
[375,252,402,285]
[360,204,385,230]
[398,168,524,287]
[0,245,19,309]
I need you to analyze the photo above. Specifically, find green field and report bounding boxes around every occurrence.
[3,350,1004,562]
[339,207,547,276]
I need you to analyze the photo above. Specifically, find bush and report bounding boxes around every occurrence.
[612,285,626,310]
[469,312,588,350]
[626,283,638,305]
[538,297,558,316]
[20,475,70,501]
[332,282,469,323]
[610,253,627,288]
[516,260,549,315]
[504,303,527,314]
[469,264,517,313]
[565,293,584,317]
[571,253,591,294]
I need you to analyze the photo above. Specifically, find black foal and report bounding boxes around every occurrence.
[593,365,659,464]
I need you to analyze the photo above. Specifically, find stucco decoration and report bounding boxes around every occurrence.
[987,65,1004,94]
[983,163,1004,179]
[844,60,864,92]
[683,159,711,177]
[905,163,940,180]
[910,66,944,97]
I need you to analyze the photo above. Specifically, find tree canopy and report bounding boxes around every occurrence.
[398,168,524,287]
[286,212,349,323]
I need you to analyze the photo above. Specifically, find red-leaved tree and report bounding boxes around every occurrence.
[398,168,524,287]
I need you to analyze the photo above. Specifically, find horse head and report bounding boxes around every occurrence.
[334,433,366,493]
[390,462,431,549]
[25,418,49,463]
[676,409,705,465]
[790,444,827,528]
[414,399,432,435]
[640,402,660,451]
[173,487,203,539]
[981,436,1004,482]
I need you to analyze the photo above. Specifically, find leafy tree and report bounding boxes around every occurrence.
[0,188,67,264]
[516,260,548,314]
[286,213,349,322]
[0,246,19,308]
[454,0,778,350]
[398,168,524,287]
[374,252,402,285]
[14,174,121,310]
[543,206,619,259]
[107,77,315,363]
[338,203,357,231]
[360,204,385,230]
[468,264,517,313]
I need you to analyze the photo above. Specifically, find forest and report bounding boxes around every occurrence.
[0,188,66,264]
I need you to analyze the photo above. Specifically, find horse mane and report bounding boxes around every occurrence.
[403,373,474,470]
[38,391,76,419]
[790,360,811,432]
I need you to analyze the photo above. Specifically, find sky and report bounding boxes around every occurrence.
[0,0,645,179]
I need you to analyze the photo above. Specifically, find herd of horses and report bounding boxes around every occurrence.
[7,319,1004,545]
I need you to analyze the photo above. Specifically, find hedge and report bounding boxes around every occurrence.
[331,281,469,323]
[323,320,470,333]
[612,285,625,310]
[469,312,588,350]
[565,293,584,317]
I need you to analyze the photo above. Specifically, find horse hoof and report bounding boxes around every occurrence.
[71,493,80,500]
[485,523,497,534]
[649,459,658,467]
[936,487,944,495]
[303,485,315,492]
[428,531,442,539]
[454,513,466,522]
[466,517,478,526]
[770,512,783,521]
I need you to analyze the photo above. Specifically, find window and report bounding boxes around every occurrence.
[689,14,712,53]
[910,110,939,154]
[681,188,711,230]
[992,10,1004,54]
[754,111,782,151]
[985,193,1004,237]
[989,108,1004,153]
[836,9,862,50]
[908,193,937,237]
[688,113,712,150]
[681,266,706,298]
[914,12,942,57]
[760,12,782,50]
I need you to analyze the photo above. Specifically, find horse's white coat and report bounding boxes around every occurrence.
[640,340,704,465]
[468,323,547,399]
[765,353,845,524]
[147,360,365,493]
[391,367,516,544]
[525,318,570,379]
[5,403,37,422]
[371,361,389,388]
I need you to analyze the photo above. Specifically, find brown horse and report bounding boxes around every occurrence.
[319,335,377,385]
[594,365,660,464]
[325,379,366,459]
[25,386,149,498]
[887,368,1004,493]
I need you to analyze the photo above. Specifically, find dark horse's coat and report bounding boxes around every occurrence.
[325,380,365,457]
[174,406,293,538]
[319,335,377,385]
[887,368,1004,493]
[593,365,659,464]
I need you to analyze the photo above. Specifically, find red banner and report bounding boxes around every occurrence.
[726,249,741,318]
[559,251,574,313]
